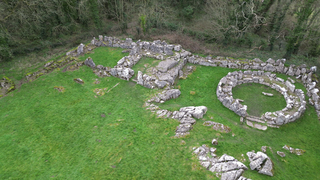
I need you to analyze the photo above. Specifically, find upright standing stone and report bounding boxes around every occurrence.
[77,43,85,56]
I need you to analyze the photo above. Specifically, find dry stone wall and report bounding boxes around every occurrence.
[216,70,306,130]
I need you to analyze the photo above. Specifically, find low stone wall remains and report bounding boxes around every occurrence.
[63,35,319,124]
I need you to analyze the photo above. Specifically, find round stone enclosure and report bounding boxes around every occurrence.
[216,70,306,128]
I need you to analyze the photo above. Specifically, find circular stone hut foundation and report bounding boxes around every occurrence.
[217,70,306,130]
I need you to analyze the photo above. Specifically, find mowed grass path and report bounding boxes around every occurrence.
[0,46,319,179]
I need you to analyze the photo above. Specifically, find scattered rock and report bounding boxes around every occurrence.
[261,146,267,153]
[212,139,218,145]
[74,78,84,84]
[203,121,232,133]
[262,92,273,96]
[282,145,306,155]
[54,86,65,93]
[277,151,286,157]
[240,117,244,124]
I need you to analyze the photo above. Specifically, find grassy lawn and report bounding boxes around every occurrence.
[1,47,320,179]
[232,83,287,117]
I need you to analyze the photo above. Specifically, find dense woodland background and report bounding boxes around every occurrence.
[1,0,320,64]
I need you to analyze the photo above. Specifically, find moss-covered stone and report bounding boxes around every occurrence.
[26,72,33,76]
[2,76,15,94]
[54,86,65,93]
[93,88,106,96]
[36,73,44,78]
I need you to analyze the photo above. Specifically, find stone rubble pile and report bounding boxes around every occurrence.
[203,121,232,133]
[145,89,208,137]
[216,70,306,129]
[171,106,207,137]
[282,145,306,155]
[147,89,181,104]
[109,67,134,81]
[193,142,251,180]
[0,76,15,95]
[135,57,187,89]
[246,151,274,176]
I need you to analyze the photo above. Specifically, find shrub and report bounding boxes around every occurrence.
[182,5,194,20]
[0,32,13,62]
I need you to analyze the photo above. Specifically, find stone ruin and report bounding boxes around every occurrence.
[216,70,306,130]
[66,35,318,129]
[21,35,320,124]
[145,88,208,138]
[12,35,317,180]
[192,139,276,179]
[193,144,250,180]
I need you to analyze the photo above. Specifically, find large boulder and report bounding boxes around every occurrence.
[84,57,96,68]
[258,158,274,176]
[156,59,178,73]
[164,45,174,55]
[247,151,273,176]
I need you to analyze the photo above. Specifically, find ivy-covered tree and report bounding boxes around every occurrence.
[284,0,318,59]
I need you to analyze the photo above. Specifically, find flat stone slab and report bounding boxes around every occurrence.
[262,92,273,96]
[156,59,178,73]
[246,116,265,123]
[254,124,267,130]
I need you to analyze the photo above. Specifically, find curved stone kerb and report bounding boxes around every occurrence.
[217,70,306,128]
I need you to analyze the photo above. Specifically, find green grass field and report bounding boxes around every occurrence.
[1,46,320,179]
[232,83,287,117]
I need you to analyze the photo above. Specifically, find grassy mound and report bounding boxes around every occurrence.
[0,46,320,179]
